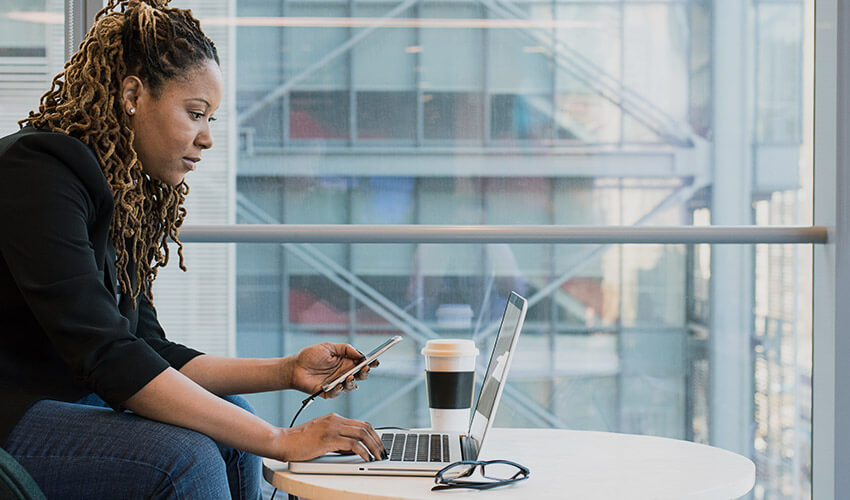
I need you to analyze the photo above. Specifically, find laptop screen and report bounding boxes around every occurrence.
[467,292,527,457]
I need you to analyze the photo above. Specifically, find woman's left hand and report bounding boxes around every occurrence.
[286,342,378,399]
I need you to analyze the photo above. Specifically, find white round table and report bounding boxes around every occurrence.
[263,428,755,500]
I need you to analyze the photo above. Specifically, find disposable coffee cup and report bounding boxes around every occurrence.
[421,339,479,432]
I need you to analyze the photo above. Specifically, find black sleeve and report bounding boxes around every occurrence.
[136,294,204,370]
[0,134,171,410]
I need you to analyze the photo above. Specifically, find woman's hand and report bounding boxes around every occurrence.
[276,413,387,463]
[285,342,378,398]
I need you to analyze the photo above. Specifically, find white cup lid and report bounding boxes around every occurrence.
[421,339,479,357]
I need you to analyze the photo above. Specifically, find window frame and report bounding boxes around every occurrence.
[812,0,846,497]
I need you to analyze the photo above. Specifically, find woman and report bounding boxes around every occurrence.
[0,1,385,498]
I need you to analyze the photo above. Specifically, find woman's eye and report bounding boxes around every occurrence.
[189,111,204,120]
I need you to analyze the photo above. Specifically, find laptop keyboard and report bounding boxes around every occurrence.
[381,432,450,462]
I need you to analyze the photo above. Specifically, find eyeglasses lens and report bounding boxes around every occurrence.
[442,463,477,480]
[481,462,522,481]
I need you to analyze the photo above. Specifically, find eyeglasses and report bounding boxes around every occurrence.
[432,459,530,491]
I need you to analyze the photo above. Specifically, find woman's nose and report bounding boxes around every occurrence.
[197,126,214,150]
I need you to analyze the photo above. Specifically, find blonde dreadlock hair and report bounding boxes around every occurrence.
[19,0,219,307]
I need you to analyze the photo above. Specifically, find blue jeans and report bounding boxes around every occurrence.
[3,394,262,499]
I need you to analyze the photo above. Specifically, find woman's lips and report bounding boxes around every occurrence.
[183,157,199,171]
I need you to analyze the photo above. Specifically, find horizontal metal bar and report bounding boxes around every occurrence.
[179,225,829,244]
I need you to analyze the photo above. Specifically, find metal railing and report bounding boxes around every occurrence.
[180,225,828,245]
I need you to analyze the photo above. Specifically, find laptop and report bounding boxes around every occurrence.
[288,291,528,476]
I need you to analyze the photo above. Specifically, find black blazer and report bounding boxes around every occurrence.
[0,127,202,446]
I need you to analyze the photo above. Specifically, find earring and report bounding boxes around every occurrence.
[128,108,136,115]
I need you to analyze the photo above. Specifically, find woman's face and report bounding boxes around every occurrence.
[122,59,224,186]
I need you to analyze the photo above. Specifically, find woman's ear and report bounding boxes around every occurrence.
[120,75,144,117]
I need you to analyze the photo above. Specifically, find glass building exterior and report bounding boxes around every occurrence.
[0,1,814,498]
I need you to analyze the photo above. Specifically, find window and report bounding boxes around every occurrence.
[8,1,827,497]
[232,1,818,496]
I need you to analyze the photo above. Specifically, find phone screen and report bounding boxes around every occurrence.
[321,335,403,392]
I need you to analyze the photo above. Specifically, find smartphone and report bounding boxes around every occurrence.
[321,335,403,392]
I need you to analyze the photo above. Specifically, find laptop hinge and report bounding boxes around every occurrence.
[460,435,479,461]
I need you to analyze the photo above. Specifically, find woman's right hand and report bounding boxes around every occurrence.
[276,413,387,463]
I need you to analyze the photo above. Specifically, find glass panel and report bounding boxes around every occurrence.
[419,1,486,142]
[487,3,553,94]
[424,92,484,141]
[0,0,63,137]
[288,274,351,326]
[285,2,349,90]
[555,4,622,143]
[356,90,416,141]
[420,3,484,92]
[162,1,816,498]
[236,0,285,148]
[290,90,349,139]
[0,0,48,56]
[689,0,712,139]
[622,3,689,142]
[490,93,554,141]
[350,177,415,275]
[755,3,804,144]
[352,5,416,91]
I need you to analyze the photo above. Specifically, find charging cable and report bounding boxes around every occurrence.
[289,388,324,428]
[271,389,326,500]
